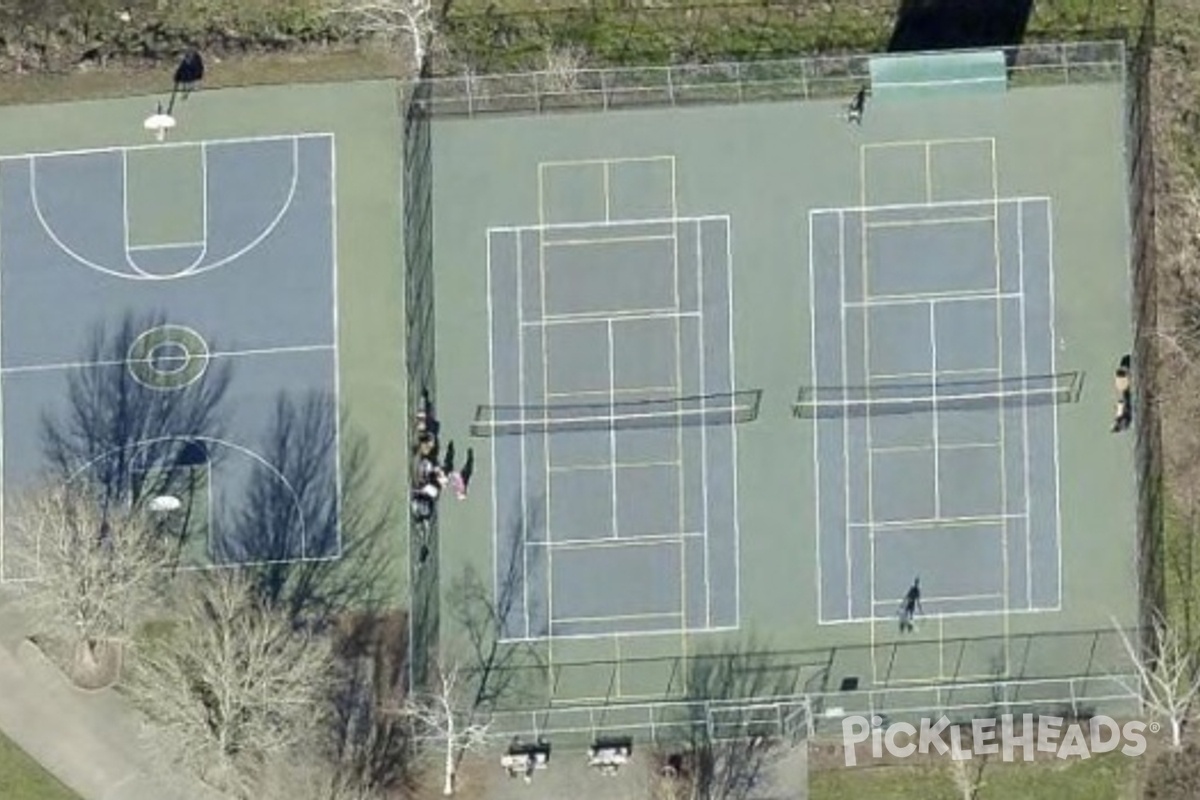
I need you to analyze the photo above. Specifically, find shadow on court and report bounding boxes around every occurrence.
[888,0,1032,53]
[40,311,232,565]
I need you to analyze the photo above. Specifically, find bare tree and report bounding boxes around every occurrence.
[11,484,173,682]
[387,658,490,796]
[1116,612,1200,750]
[130,571,338,798]
[328,0,437,74]
[540,46,584,93]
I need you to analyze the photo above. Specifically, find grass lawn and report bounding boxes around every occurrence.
[0,732,81,800]
[810,752,1141,800]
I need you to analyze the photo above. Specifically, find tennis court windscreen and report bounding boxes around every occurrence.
[471,389,762,436]
[793,372,1082,418]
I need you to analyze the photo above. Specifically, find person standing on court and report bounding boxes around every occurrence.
[898,578,922,633]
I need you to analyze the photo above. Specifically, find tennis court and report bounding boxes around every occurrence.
[417,45,1140,744]
[478,158,747,641]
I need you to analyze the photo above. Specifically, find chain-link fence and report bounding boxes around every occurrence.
[410,41,1125,117]
[403,76,440,694]
[1126,0,1162,661]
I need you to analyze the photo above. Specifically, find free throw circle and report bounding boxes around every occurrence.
[127,325,210,390]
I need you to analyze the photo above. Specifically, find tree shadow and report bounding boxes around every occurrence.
[669,639,800,800]
[39,311,232,569]
[888,0,1032,53]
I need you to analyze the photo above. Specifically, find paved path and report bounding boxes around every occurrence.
[0,592,214,800]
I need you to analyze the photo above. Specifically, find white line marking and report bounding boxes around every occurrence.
[0,343,337,376]
[528,309,700,328]
[861,136,999,151]
[722,217,742,629]
[853,512,1024,530]
[536,535,691,551]
[607,319,618,539]
[865,216,997,230]
[545,385,678,399]
[808,210,823,624]
[695,220,712,628]
[121,150,151,278]
[809,196,1051,216]
[0,132,331,162]
[548,460,682,474]
[29,138,299,281]
[488,213,730,234]
[497,623,739,645]
[672,218,687,630]
[326,135,342,560]
[1046,199,1064,610]
[1018,203,1032,611]
[552,611,684,624]
[541,234,677,248]
[126,241,205,251]
[869,367,1001,381]
[870,441,1000,456]
[843,290,1023,308]
[486,230,502,634]
[538,226,555,657]
[925,142,933,203]
[839,211,853,621]
[603,161,611,222]
[929,302,941,517]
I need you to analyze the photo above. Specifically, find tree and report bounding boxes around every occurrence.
[11,484,173,682]
[328,0,437,74]
[1116,612,1200,750]
[130,571,337,799]
[387,658,490,796]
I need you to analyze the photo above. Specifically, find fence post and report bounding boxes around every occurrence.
[667,64,676,106]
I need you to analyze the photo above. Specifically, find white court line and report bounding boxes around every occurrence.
[488,212,729,235]
[873,592,1004,605]
[498,623,738,645]
[545,384,678,399]
[541,234,677,248]
[924,142,932,204]
[548,460,681,474]
[838,211,853,621]
[870,441,1000,456]
[607,319,619,539]
[126,241,205,252]
[723,217,742,629]
[808,210,824,624]
[869,367,1001,381]
[485,230,502,635]
[852,512,1025,530]
[538,225,555,664]
[865,216,997,230]
[603,161,611,222]
[30,138,299,282]
[1018,201,1032,612]
[817,604,1060,627]
[0,343,337,376]
[929,302,941,517]
[328,134,342,561]
[843,290,1023,308]
[696,220,712,628]
[861,136,998,152]
[0,172,4,580]
[0,132,331,163]
[809,196,1050,217]
[535,308,685,324]
[1046,200,1064,610]
[671,216,686,634]
[538,155,677,170]
[551,611,683,625]
[532,534,696,551]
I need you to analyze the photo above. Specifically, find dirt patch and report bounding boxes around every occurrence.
[28,636,123,691]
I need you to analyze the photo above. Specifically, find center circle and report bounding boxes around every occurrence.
[127,325,210,390]
[147,341,191,375]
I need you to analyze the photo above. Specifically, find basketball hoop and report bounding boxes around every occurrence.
[143,112,176,142]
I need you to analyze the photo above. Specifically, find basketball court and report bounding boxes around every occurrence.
[0,133,342,578]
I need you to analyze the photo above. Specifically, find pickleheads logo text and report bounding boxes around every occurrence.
[840,714,1152,766]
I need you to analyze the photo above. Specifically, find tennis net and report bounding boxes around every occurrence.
[471,389,762,436]
[793,372,1082,418]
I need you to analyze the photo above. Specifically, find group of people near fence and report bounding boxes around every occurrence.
[411,389,474,524]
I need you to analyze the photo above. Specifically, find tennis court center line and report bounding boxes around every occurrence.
[520,230,534,637]
[551,610,684,625]
[865,215,997,230]
[695,219,713,629]
[838,210,854,622]
[607,319,619,539]
[871,441,1001,456]
[532,309,690,325]
[537,224,556,657]
[929,302,942,517]
[549,460,681,475]
[532,533,699,551]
